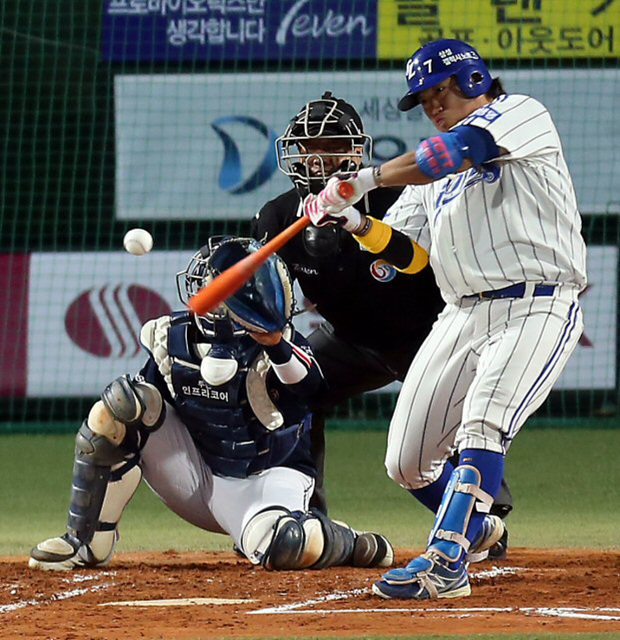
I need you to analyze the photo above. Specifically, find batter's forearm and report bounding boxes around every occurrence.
[374,152,437,187]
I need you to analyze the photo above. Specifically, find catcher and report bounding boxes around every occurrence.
[29,237,393,572]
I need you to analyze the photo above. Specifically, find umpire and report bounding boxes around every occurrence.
[251,92,512,557]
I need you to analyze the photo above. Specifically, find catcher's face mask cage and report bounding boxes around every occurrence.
[276,91,372,197]
[177,237,295,335]
[397,38,493,111]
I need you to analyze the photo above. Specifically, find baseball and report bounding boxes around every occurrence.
[123,228,153,256]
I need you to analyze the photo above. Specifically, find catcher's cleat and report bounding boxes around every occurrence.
[352,532,394,568]
[466,514,506,564]
[28,533,115,572]
[487,525,509,560]
[372,551,470,600]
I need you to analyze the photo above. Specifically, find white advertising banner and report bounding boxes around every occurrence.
[555,245,618,390]
[28,251,193,396]
[26,247,617,397]
[115,69,619,220]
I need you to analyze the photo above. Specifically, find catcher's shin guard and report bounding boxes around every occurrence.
[29,460,142,571]
[311,509,394,569]
[240,507,393,571]
[29,459,142,571]
[67,419,129,544]
[426,465,494,564]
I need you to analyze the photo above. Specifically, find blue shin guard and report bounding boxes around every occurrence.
[375,451,505,600]
[426,464,492,564]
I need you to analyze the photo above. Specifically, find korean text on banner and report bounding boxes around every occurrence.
[102,0,377,62]
[378,0,619,59]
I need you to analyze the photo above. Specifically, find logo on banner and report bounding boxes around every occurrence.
[65,285,171,358]
[211,116,278,194]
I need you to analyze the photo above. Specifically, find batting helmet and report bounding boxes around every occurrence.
[177,237,295,334]
[276,91,372,196]
[397,39,493,111]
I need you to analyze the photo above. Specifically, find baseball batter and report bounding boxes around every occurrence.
[305,39,586,599]
[29,237,393,573]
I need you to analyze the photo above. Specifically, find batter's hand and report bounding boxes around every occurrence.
[303,194,362,233]
[318,168,378,214]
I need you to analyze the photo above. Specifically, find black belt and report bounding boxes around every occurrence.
[465,283,556,300]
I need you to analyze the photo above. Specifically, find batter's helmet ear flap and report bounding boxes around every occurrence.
[397,39,493,111]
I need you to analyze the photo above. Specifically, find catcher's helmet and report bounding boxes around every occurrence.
[177,237,294,334]
[398,39,492,111]
[276,91,372,196]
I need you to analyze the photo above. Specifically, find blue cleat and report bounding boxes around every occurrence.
[372,551,471,600]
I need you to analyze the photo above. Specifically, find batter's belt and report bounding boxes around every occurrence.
[465,283,556,300]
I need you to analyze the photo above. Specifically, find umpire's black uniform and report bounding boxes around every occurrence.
[252,187,513,520]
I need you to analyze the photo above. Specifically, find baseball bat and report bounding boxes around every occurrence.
[187,181,355,316]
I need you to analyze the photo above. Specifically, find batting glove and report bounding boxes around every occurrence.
[415,132,467,179]
[317,167,378,214]
[303,194,362,233]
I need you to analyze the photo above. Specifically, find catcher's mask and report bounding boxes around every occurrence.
[176,237,295,335]
[276,91,373,197]
[398,39,493,111]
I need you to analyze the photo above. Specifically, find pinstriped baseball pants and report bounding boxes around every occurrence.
[384,285,583,490]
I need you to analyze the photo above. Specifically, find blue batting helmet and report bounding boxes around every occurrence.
[397,39,493,111]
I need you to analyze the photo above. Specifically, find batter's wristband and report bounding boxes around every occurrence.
[354,217,392,253]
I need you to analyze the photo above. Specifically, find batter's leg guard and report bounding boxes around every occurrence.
[372,465,492,600]
[29,417,143,571]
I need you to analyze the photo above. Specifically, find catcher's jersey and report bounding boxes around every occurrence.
[385,94,587,304]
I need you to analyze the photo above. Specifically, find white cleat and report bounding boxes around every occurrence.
[29,533,114,571]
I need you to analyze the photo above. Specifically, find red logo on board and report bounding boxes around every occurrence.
[65,284,171,357]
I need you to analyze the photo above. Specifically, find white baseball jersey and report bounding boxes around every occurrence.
[385,94,587,303]
[381,93,586,490]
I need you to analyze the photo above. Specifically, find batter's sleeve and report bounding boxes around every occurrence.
[458,94,560,161]
[384,186,432,253]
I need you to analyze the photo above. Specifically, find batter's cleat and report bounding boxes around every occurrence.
[466,514,506,563]
[488,525,509,560]
[28,533,115,571]
[372,551,470,600]
[352,532,394,568]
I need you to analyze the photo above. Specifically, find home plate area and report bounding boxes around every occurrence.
[1,548,619,639]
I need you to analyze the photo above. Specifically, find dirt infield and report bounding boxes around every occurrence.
[1,548,619,639]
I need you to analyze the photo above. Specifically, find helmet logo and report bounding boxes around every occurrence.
[405,58,417,80]
[211,116,278,195]
[438,47,479,66]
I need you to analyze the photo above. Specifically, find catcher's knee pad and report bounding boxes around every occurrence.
[427,465,493,563]
[241,507,324,570]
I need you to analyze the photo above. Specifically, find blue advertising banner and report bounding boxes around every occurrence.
[102,0,378,62]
